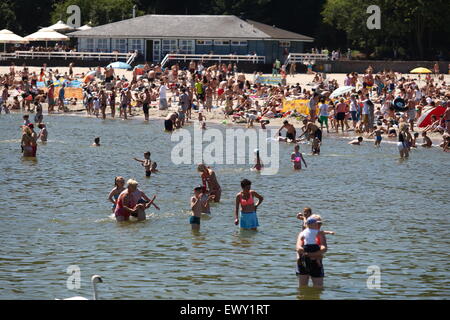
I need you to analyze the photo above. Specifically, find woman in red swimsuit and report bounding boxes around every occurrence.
[114,179,145,222]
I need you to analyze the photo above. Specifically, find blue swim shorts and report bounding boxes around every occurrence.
[240,211,259,229]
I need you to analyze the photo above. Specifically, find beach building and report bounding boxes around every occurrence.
[68,15,313,64]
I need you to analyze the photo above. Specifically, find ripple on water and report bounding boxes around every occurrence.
[0,114,449,299]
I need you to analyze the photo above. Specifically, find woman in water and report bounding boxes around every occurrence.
[234,179,264,230]
[108,176,126,213]
[21,125,36,157]
[114,179,159,222]
[197,164,221,202]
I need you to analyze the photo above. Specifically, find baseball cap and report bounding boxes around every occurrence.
[306,217,319,225]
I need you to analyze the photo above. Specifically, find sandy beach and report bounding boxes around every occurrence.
[2,65,448,144]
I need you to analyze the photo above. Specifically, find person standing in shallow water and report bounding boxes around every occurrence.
[234,179,263,230]
[197,164,221,202]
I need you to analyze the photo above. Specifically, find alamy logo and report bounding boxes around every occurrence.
[366,265,381,289]
[171,124,280,175]
[66,5,81,29]
[66,265,81,290]
[366,5,381,30]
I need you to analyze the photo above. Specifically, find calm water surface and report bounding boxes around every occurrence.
[0,113,449,299]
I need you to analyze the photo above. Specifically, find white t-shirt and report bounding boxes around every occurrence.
[159,85,167,100]
[300,228,319,245]
[362,100,370,115]
[349,99,358,112]
[319,103,329,116]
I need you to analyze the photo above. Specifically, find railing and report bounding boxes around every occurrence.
[285,53,329,65]
[126,51,138,65]
[0,53,16,61]
[0,51,133,61]
[161,53,266,67]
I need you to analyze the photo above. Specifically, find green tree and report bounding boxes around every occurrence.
[0,1,17,31]
[322,0,450,59]
[51,0,142,26]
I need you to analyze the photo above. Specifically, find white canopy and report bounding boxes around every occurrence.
[0,29,28,43]
[24,28,69,41]
[48,20,74,32]
[77,24,92,31]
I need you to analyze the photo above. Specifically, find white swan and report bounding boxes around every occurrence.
[58,275,103,300]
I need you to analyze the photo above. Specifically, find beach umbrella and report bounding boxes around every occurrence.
[107,61,132,70]
[47,20,74,32]
[330,86,354,98]
[417,105,446,128]
[24,28,69,44]
[0,29,28,52]
[77,24,92,31]
[410,67,432,74]
[86,70,96,77]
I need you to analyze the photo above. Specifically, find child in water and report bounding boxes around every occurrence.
[190,186,215,231]
[134,151,152,177]
[311,137,321,155]
[369,126,384,147]
[108,176,126,213]
[253,148,263,171]
[92,137,100,146]
[298,217,326,267]
[291,144,307,170]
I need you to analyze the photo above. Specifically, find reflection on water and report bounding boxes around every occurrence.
[0,113,449,300]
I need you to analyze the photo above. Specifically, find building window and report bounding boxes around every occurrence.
[196,40,212,45]
[112,39,127,53]
[178,40,195,54]
[279,41,291,48]
[153,40,161,62]
[96,39,108,52]
[86,39,94,51]
[161,39,178,56]
[214,40,230,46]
[129,39,143,54]
[231,41,247,46]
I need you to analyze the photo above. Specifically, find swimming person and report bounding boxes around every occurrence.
[348,137,363,145]
[190,186,215,231]
[234,179,263,230]
[92,137,100,147]
[197,164,221,202]
[253,149,263,171]
[134,151,152,177]
[108,176,126,213]
[291,144,307,170]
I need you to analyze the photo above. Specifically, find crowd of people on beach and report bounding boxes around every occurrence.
[2,58,450,289]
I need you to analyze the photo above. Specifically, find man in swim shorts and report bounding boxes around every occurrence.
[277,120,297,141]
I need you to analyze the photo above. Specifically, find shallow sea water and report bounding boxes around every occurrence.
[0,113,449,299]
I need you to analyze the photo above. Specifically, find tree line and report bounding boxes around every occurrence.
[1,0,448,60]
